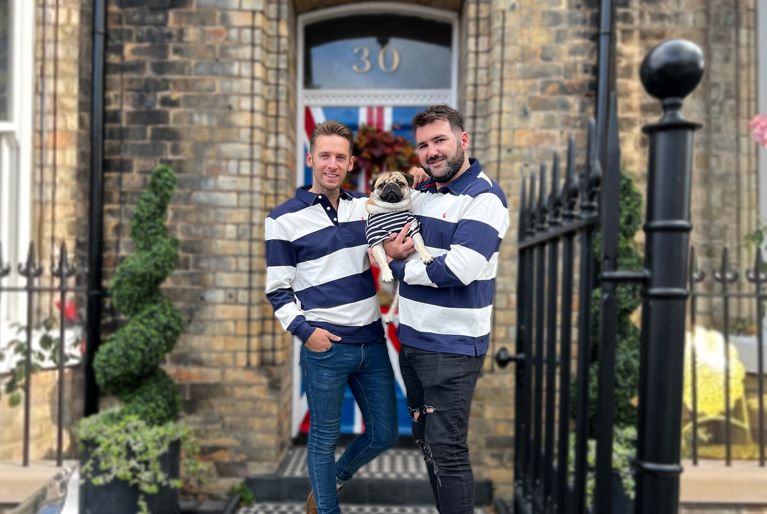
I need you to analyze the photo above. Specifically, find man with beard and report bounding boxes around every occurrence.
[381,105,509,514]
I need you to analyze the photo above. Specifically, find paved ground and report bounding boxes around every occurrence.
[277,447,426,479]
[238,447,495,513]
[0,460,74,505]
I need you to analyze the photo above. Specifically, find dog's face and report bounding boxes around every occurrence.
[370,171,414,204]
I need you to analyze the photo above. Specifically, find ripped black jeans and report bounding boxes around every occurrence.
[399,345,485,514]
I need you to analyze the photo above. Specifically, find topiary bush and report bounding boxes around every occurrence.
[93,163,184,425]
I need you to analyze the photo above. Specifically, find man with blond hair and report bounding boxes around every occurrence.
[265,120,398,514]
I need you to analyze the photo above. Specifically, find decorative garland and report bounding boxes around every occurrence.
[346,124,419,191]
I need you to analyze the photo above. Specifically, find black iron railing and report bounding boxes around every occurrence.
[686,246,766,468]
[0,242,87,467]
[496,39,704,514]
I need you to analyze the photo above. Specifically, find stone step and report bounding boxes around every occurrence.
[245,446,493,506]
[236,502,494,513]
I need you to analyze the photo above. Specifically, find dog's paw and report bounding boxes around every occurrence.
[381,269,394,283]
[421,254,434,264]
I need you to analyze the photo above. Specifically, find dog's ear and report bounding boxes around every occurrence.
[403,172,415,187]
[369,174,378,192]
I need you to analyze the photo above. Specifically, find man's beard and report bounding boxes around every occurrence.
[424,145,465,184]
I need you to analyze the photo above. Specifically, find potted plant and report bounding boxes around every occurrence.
[77,164,202,514]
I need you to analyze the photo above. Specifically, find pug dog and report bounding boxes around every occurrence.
[366,171,433,323]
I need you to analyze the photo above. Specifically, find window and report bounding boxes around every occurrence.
[297,3,458,187]
[0,0,35,332]
[304,14,452,90]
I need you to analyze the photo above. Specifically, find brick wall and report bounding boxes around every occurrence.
[465,0,602,497]
[614,0,758,326]
[100,0,303,494]
[16,0,756,501]
[30,0,92,311]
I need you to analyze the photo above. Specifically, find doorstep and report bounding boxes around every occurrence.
[237,503,494,513]
[680,459,767,505]
[0,460,70,509]
[245,446,493,506]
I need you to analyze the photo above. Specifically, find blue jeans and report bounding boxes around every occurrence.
[300,340,398,514]
[399,345,485,514]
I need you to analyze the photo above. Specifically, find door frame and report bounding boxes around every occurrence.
[295,2,459,187]
[292,3,459,437]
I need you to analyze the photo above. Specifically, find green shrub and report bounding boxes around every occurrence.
[227,482,256,507]
[578,172,643,434]
[79,165,196,514]
[93,164,183,425]
[570,172,643,501]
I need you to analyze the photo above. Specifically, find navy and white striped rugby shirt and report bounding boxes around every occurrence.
[265,187,384,344]
[388,159,510,357]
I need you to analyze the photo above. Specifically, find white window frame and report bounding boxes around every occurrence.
[0,0,35,331]
[295,2,459,187]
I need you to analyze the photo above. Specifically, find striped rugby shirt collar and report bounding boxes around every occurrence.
[295,186,354,205]
[295,186,355,224]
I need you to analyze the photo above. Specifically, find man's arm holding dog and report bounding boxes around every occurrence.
[385,191,509,288]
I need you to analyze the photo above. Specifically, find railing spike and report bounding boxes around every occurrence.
[552,151,560,195]
[520,174,528,214]
[579,119,601,212]
[538,163,548,231]
[714,246,738,283]
[0,242,10,278]
[713,246,726,282]
[690,246,705,282]
[52,242,76,279]
[528,173,537,235]
[18,242,42,278]
[746,247,767,284]
[563,135,578,219]
[519,175,528,242]
[566,135,576,183]
[586,118,596,180]
[549,152,561,226]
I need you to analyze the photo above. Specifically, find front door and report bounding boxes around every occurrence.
[293,4,458,438]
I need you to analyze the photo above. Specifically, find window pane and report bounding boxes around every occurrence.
[305,14,452,90]
[0,0,9,121]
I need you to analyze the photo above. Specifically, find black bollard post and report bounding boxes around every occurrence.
[634,39,704,514]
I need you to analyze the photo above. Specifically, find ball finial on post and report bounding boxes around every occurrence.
[640,39,704,115]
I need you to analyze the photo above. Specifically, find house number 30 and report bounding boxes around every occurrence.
[352,46,401,73]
